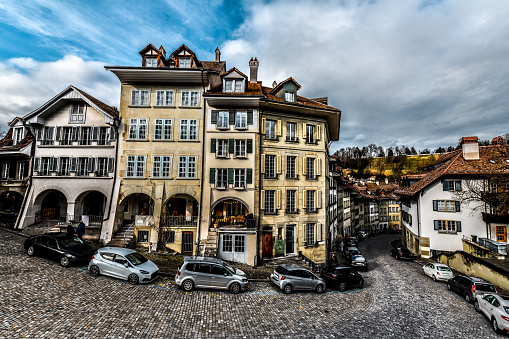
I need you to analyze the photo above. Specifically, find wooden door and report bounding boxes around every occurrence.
[496,226,507,242]
[262,232,273,257]
[182,231,193,255]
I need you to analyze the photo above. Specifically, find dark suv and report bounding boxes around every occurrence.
[447,275,498,303]
[321,266,364,291]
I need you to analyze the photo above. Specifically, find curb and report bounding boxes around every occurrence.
[0,227,28,238]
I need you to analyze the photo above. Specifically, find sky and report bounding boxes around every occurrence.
[0,0,508,153]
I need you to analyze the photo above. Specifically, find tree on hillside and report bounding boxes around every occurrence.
[420,148,431,154]
[387,147,394,157]
[410,147,417,155]
[377,146,385,157]
[434,146,445,154]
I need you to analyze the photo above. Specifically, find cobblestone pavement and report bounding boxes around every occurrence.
[0,230,505,338]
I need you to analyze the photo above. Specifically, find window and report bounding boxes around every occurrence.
[156,90,173,106]
[79,127,92,145]
[306,124,315,143]
[286,190,296,213]
[13,128,23,145]
[443,180,462,191]
[130,90,149,106]
[2,162,9,179]
[129,119,147,140]
[17,161,26,180]
[265,190,275,213]
[216,139,229,157]
[179,58,191,68]
[222,234,233,252]
[433,200,460,212]
[163,231,175,244]
[60,158,70,176]
[434,220,461,233]
[235,236,245,252]
[152,156,171,178]
[217,111,229,129]
[287,156,296,178]
[306,190,315,212]
[235,111,247,129]
[78,158,88,176]
[181,91,199,107]
[180,119,197,140]
[235,140,246,158]
[178,156,196,178]
[42,127,54,145]
[138,231,149,243]
[154,119,172,140]
[286,122,296,141]
[306,223,315,244]
[216,168,228,189]
[285,92,295,102]
[58,127,73,145]
[126,155,145,177]
[306,158,315,180]
[265,120,276,139]
[69,104,86,123]
[145,58,157,67]
[38,158,51,175]
[234,169,245,188]
[265,155,276,178]
[224,79,244,92]
[97,158,108,177]
[98,127,110,145]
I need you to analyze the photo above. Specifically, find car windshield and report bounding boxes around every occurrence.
[437,266,451,271]
[59,237,84,248]
[350,250,360,255]
[352,255,364,261]
[476,284,496,292]
[125,252,148,266]
[223,262,236,274]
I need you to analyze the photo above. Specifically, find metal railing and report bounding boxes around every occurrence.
[299,252,322,272]
[160,215,198,227]
[124,222,135,246]
[57,214,103,227]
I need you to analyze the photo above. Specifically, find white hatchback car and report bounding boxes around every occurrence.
[88,247,159,285]
[475,294,509,334]
[422,263,454,281]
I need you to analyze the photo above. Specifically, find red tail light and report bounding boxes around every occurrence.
[436,272,440,275]
[472,285,476,294]
[177,271,181,276]
[91,255,94,259]
[281,276,286,280]
[501,315,509,321]
[331,274,337,278]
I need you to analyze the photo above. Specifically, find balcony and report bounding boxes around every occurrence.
[482,212,509,224]
[160,215,198,227]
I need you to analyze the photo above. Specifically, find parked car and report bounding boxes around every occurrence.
[447,275,498,303]
[344,246,359,257]
[270,264,325,294]
[391,247,414,260]
[321,266,364,291]
[347,254,368,270]
[88,247,159,285]
[24,233,94,267]
[175,256,248,294]
[343,237,358,248]
[474,294,509,334]
[422,263,454,281]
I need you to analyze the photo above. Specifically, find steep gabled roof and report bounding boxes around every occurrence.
[0,124,34,151]
[138,43,159,56]
[269,77,301,95]
[223,67,248,79]
[168,44,203,68]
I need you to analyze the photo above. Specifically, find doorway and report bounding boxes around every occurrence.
[496,226,507,242]
[182,231,193,255]
[262,232,273,257]
[286,226,294,254]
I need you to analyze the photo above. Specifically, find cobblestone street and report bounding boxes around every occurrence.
[0,230,504,338]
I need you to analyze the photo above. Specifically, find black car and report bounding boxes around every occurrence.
[343,238,358,248]
[321,266,364,291]
[447,275,498,303]
[24,233,95,267]
[391,247,414,260]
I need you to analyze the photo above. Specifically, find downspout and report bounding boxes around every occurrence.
[15,128,36,229]
[417,193,421,253]
[101,119,120,223]
[256,101,266,265]
[197,68,207,255]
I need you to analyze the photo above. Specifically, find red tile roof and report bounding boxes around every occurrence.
[73,87,119,119]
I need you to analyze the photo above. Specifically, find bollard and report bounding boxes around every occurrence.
[149,242,152,253]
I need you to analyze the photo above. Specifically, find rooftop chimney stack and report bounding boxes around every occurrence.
[249,57,259,84]
[215,47,220,62]
[461,136,479,160]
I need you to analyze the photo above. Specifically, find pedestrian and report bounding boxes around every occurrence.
[76,220,86,239]
[330,253,338,267]
[66,223,75,237]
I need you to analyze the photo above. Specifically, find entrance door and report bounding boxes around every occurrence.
[182,232,193,255]
[262,232,273,257]
[496,226,507,242]
[286,226,294,254]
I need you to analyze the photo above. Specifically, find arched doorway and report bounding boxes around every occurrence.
[160,194,199,255]
[39,190,67,220]
[75,191,107,226]
[121,193,152,224]
[211,198,249,227]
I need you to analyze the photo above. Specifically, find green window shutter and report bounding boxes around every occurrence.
[247,110,253,125]
[456,221,462,232]
[455,201,461,212]
[211,139,216,153]
[229,139,235,154]
[434,220,439,230]
[246,168,252,184]
[228,168,234,184]
[433,201,438,211]
[247,139,253,153]
[211,110,218,124]
[229,109,236,125]
[209,168,215,183]
[443,181,449,191]
[455,181,462,191]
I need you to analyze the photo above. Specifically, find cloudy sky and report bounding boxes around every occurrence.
[0,0,507,153]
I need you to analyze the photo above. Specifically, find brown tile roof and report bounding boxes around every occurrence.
[0,127,34,151]
[269,77,301,94]
[73,87,119,119]
[223,67,247,79]
[202,61,227,74]
[396,145,509,196]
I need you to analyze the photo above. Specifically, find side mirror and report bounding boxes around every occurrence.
[124,263,129,268]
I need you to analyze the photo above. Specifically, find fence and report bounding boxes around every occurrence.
[160,215,198,227]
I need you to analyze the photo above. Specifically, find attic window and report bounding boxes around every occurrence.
[179,58,191,68]
[69,104,86,123]
[285,92,296,102]
[224,79,244,92]
[13,127,24,145]
[145,58,157,67]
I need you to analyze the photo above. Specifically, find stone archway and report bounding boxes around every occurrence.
[211,197,249,227]
[75,190,108,226]
[35,190,67,220]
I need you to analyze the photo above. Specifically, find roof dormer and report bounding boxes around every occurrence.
[168,44,202,69]
[138,43,167,68]
[222,67,248,93]
[270,77,301,103]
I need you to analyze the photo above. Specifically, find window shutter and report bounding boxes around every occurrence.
[456,221,462,232]
[316,158,321,176]
[211,110,218,124]
[455,181,462,191]
[70,157,77,172]
[434,220,439,230]
[455,201,460,212]
[131,91,136,105]
[247,139,253,153]
[209,168,216,184]
[260,190,265,210]
[87,157,95,173]
[261,154,265,173]
[108,158,115,173]
[51,157,58,172]
[72,126,78,141]
[261,118,266,134]
[295,190,298,210]
[92,127,99,141]
[303,157,307,175]
[433,201,438,211]
[247,110,253,125]
[443,181,449,191]
[56,127,62,141]
[33,157,40,172]
[246,168,252,184]
[228,168,234,184]
[228,139,235,154]
[303,123,307,139]
[36,127,43,141]
[276,190,281,209]
[109,126,116,141]
[229,109,236,125]
[77,127,82,142]
[210,138,217,153]
[316,223,322,242]
[303,190,307,209]
[276,120,282,136]
[316,125,321,140]
[317,190,322,208]
[276,155,281,174]
[300,224,305,244]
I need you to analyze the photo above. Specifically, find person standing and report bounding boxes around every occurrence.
[76,220,86,239]
[66,223,75,237]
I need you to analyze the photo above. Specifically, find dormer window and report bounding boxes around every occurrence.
[179,58,191,68]
[285,92,296,102]
[145,58,157,67]
[224,79,244,93]
[69,104,86,123]
[13,128,24,145]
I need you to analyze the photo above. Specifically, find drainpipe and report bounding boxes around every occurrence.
[15,128,36,229]
[417,193,421,254]
[256,101,266,265]
[196,68,207,255]
[102,119,120,223]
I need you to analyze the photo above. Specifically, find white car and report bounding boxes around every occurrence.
[422,263,454,281]
[474,294,509,334]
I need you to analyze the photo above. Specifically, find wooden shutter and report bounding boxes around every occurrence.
[434,220,439,230]
[229,139,235,154]
[209,168,216,184]
[443,181,449,191]
[260,190,265,210]
[316,223,322,242]
[276,120,282,136]
[316,190,322,208]
[295,190,298,211]
[210,139,216,153]
[455,181,462,191]
[87,157,95,173]
[55,127,62,141]
[303,157,307,175]
[276,155,281,174]
[303,189,307,209]
[433,201,438,211]
[455,201,461,212]
[36,127,43,141]
[299,224,305,244]
[302,123,307,139]
[247,110,253,125]
[92,127,99,141]
[456,221,462,232]
[228,168,234,184]
[33,157,40,172]
[70,157,77,172]
[109,126,116,141]
[229,109,236,125]
[261,154,265,173]
[246,168,252,184]
[316,125,321,140]
[276,190,281,209]
[107,158,115,173]
[261,118,266,134]
[51,157,58,172]
[247,139,253,153]
[316,158,321,176]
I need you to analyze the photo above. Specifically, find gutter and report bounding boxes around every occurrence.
[196,68,207,255]
[101,119,120,223]
[15,137,35,229]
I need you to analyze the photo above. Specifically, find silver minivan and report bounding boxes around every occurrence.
[175,256,248,294]
[270,264,326,294]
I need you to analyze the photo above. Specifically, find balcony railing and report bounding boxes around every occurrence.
[160,215,198,227]
[58,214,103,227]
[482,212,509,224]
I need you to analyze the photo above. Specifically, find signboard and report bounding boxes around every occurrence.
[275,239,285,257]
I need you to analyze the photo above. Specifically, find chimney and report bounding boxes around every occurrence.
[215,47,220,62]
[249,57,259,84]
[461,136,479,160]
[491,136,504,146]
[272,80,277,88]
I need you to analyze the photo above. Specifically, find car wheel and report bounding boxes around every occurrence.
[338,282,346,292]
[60,256,70,267]
[316,284,324,294]
[128,273,139,285]
[230,282,241,294]
[27,246,35,256]
[465,294,472,303]
[492,317,500,334]
[182,279,194,292]
[422,269,425,275]
[432,275,437,282]
[283,284,292,294]
[474,300,480,312]
[89,265,100,276]
[358,279,364,288]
